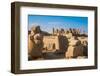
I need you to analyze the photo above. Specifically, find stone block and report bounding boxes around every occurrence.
[65,45,83,58]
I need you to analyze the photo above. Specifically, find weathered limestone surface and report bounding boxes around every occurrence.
[66,33,72,39]
[65,36,84,58]
[28,26,43,60]
[65,45,83,58]
[78,37,88,56]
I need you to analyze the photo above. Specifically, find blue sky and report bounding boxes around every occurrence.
[28,15,88,33]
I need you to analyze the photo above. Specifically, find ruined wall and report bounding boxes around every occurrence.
[43,36,60,52]
[43,35,68,53]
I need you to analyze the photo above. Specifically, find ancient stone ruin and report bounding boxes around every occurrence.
[28,26,43,60]
[28,26,88,60]
[65,36,84,58]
